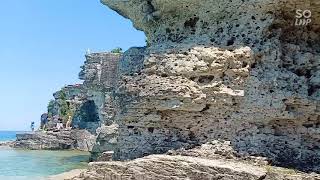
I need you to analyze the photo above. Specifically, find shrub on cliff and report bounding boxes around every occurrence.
[47,100,55,117]
[111,47,123,54]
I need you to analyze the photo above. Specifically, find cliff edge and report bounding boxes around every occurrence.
[44,0,320,179]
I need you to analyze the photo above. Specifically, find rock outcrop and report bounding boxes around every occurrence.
[14,52,122,152]
[79,52,122,160]
[93,0,320,174]
[79,52,121,127]
[0,141,14,147]
[74,141,320,180]
[13,130,96,151]
[14,130,75,150]
[24,0,320,178]
[46,84,86,127]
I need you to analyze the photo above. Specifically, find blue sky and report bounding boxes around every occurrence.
[0,1,145,131]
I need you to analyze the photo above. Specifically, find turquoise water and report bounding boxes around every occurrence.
[0,131,89,180]
[0,131,17,141]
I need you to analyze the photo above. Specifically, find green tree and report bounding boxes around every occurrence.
[59,91,67,100]
[47,100,55,117]
[111,47,123,54]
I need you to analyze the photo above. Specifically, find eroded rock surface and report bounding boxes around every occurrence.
[78,155,268,180]
[98,0,320,174]
[74,141,320,180]
[80,53,122,159]
[14,130,74,150]
[13,130,96,151]
[24,0,320,179]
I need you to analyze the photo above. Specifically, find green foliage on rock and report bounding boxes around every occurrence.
[47,91,76,123]
[145,38,151,47]
[58,99,69,117]
[47,100,55,117]
[111,47,123,54]
[59,91,67,100]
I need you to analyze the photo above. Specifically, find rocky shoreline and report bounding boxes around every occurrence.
[0,140,14,148]
[65,140,319,180]
[12,129,96,152]
[14,0,320,179]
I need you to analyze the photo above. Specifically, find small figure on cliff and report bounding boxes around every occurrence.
[40,113,48,130]
[30,121,35,132]
[56,118,64,131]
[66,115,72,130]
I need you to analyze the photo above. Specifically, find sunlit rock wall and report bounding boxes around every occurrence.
[79,52,122,160]
[97,0,320,172]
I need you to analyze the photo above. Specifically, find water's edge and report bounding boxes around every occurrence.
[0,131,89,179]
[45,169,86,180]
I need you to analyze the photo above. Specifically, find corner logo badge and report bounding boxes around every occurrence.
[295,9,312,26]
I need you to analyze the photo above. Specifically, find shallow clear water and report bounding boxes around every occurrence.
[0,131,89,180]
[0,131,17,141]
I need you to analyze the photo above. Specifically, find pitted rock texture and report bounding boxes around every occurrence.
[113,46,254,160]
[167,140,269,166]
[76,155,268,180]
[73,142,320,180]
[100,0,320,173]
[102,0,319,46]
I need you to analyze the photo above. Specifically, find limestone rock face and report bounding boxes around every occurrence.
[79,53,122,159]
[102,0,320,46]
[99,0,320,173]
[74,142,319,180]
[46,84,86,129]
[80,53,120,88]
[71,129,97,151]
[13,130,96,151]
[79,155,268,180]
[113,45,254,160]
[14,131,76,150]
[90,123,119,161]
[80,53,121,125]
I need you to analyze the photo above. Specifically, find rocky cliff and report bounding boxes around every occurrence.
[13,53,121,152]
[93,0,320,174]
[22,0,320,179]
[69,1,320,179]
[79,52,122,160]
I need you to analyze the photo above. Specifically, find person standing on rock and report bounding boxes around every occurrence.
[40,113,48,130]
[56,118,64,131]
[30,121,35,132]
[66,115,72,130]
